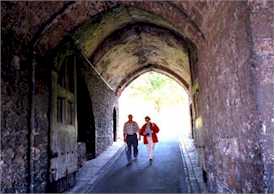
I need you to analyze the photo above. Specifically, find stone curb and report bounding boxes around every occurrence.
[67,142,126,193]
[179,138,207,193]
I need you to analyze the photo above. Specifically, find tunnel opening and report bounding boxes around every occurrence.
[79,8,202,190]
[44,6,199,192]
[119,71,192,143]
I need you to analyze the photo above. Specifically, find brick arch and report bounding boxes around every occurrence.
[116,64,190,96]
[32,2,205,56]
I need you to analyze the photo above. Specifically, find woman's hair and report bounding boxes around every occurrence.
[145,116,151,120]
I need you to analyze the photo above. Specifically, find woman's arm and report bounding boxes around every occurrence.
[152,123,160,133]
[139,124,146,136]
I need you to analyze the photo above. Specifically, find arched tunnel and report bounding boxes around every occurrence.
[1,1,273,193]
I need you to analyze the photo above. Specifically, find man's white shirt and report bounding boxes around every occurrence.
[123,121,139,135]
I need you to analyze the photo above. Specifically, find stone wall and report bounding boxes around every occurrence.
[77,142,86,168]
[2,39,61,193]
[1,34,118,192]
[247,1,274,192]
[194,1,273,193]
[79,56,119,156]
[1,29,31,193]
[30,56,50,193]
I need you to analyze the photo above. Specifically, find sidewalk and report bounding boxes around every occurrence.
[67,141,125,193]
[179,137,207,193]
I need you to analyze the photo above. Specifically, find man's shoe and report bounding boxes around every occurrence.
[126,161,132,167]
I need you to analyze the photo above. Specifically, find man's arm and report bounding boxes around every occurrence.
[134,122,141,140]
[123,123,127,142]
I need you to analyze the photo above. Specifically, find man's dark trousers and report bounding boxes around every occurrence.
[126,134,138,162]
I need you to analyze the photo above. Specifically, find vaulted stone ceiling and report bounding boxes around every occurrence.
[90,23,191,92]
[70,6,198,93]
[3,2,206,92]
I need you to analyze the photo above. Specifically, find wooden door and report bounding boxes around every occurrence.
[49,55,78,191]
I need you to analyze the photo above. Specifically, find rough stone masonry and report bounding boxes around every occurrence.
[1,1,273,193]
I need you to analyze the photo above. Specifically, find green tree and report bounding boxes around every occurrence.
[127,72,185,112]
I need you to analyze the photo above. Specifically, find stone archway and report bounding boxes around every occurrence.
[118,70,192,141]
[37,4,272,193]
[32,4,205,56]
[1,1,273,193]
[84,22,195,94]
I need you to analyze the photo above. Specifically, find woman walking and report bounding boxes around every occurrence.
[139,116,160,164]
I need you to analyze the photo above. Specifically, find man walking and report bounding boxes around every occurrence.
[123,114,140,166]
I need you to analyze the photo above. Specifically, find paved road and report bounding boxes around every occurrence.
[88,141,189,193]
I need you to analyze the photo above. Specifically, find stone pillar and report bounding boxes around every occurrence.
[247,0,274,193]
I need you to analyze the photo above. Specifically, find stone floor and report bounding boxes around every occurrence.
[179,137,207,193]
[68,142,125,193]
[68,137,206,193]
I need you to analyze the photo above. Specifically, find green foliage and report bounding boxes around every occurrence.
[126,72,186,112]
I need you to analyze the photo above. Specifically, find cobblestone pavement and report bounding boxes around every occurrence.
[68,138,206,193]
